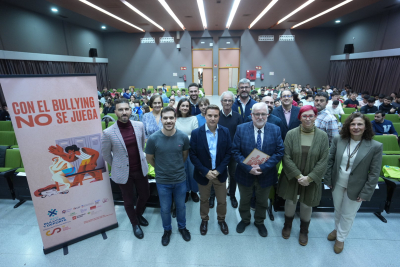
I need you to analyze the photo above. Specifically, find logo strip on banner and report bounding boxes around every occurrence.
[0,74,118,254]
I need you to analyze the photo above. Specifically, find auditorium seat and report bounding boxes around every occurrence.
[13,154,31,205]
[100,113,105,119]
[383,114,400,123]
[393,123,400,134]
[381,155,400,214]
[108,114,118,121]
[147,86,153,89]
[373,135,400,154]
[340,114,350,123]
[343,108,357,114]
[364,114,374,122]
[0,149,23,199]
[0,131,17,147]
[0,121,13,131]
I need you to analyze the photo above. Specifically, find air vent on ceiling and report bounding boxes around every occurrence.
[259,35,274,42]
[243,14,250,17]
[102,4,121,8]
[140,38,155,44]
[279,35,295,41]
[58,15,68,19]
[287,20,298,22]
[185,16,193,18]
[138,23,150,26]
[160,37,174,43]
[217,0,221,3]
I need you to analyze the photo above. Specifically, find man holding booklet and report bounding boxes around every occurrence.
[232,103,284,237]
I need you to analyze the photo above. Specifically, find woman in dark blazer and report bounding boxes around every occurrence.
[324,113,383,254]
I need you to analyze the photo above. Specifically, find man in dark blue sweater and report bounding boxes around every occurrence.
[209,91,242,209]
[360,97,378,114]
[372,111,398,137]
[232,78,257,121]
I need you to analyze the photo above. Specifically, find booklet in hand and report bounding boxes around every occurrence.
[243,148,270,166]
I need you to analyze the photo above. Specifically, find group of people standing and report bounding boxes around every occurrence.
[101,79,383,255]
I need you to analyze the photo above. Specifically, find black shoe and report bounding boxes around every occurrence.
[185,192,189,203]
[254,223,268,237]
[161,230,172,246]
[137,215,149,227]
[209,197,215,208]
[133,225,144,239]
[179,228,191,241]
[236,221,250,233]
[230,197,238,208]
[218,221,229,235]
[191,191,200,202]
[200,220,208,235]
[172,207,176,218]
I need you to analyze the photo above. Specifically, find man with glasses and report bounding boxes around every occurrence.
[232,103,284,237]
[314,92,339,146]
[213,91,243,208]
[245,96,283,128]
[271,89,301,140]
[232,78,257,121]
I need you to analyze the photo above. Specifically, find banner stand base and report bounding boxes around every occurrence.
[43,222,118,255]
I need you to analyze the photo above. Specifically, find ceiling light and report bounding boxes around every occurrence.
[226,0,241,29]
[249,0,279,29]
[158,0,185,30]
[292,0,352,29]
[51,8,58,12]
[79,0,144,32]
[335,20,341,23]
[277,0,315,24]
[197,0,207,29]
[101,26,106,29]
[121,0,164,31]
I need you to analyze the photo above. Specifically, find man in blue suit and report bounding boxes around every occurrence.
[233,103,284,237]
[271,89,301,140]
[232,78,257,121]
[190,105,232,236]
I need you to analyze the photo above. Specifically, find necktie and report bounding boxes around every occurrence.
[257,129,262,150]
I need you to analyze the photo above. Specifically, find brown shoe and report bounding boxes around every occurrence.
[200,220,208,235]
[218,221,229,235]
[299,220,310,246]
[334,240,344,254]
[282,215,294,239]
[327,230,337,241]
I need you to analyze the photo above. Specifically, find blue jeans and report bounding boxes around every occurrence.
[185,156,198,192]
[156,181,187,231]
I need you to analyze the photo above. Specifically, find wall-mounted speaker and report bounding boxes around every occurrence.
[89,48,98,57]
[344,44,354,54]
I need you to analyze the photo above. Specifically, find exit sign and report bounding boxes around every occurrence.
[200,64,206,67]
[226,64,232,67]
[256,66,262,70]
[180,67,187,70]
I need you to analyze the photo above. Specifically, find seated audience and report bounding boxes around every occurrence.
[326,100,342,115]
[343,93,360,109]
[371,111,398,137]
[301,94,314,106]
[359,95,369,107]
[123,88,131,99]
[379,96,396,114]
[375,94,385,107]
[103,101,115,115]
[360,98,378,114]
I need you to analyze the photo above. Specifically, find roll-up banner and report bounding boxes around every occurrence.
[0,74,118,254]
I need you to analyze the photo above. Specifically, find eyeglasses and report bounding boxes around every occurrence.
[281,95,292,98]
[253,113,268,117]
[239,86,250,90]
[263,101,274,105]
[301,115,315,119]
[222,99,233,103]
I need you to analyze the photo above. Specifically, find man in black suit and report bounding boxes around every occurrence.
[271,90,301,140]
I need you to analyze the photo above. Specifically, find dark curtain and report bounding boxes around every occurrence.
[327,56,400,96]
[0,59,109,105]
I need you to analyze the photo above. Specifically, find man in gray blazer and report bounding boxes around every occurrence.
[101,98,150,240]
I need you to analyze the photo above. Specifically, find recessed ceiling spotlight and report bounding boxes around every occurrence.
[335,20,341,23]
[101,26,106,29]
[51,8,58,12]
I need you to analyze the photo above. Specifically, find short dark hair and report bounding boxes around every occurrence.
[65,144,79,153]
[188,83,199,90]
[176,98,192,117]
[181,89,186,92]
[332,100,339,105]
[315,92,329,101]
[340,113,374,140]
[171,90,175,93]
[363,95,370,100]
[384,96,393,101]
[205,104,220,115]
[367,97,375,103]
[142,105,150,113]
[114,98,129,107]
[362,91,369,95]
[161,106,176,118]
[133,99,141,104]
[379,94,385,99]
[162,83,166,87]
[147,89,152,94]
[375,110,385,116]
[198,97,210,106]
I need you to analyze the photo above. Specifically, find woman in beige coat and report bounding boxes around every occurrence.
[324,113,382,254]
[278,105,329,246]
